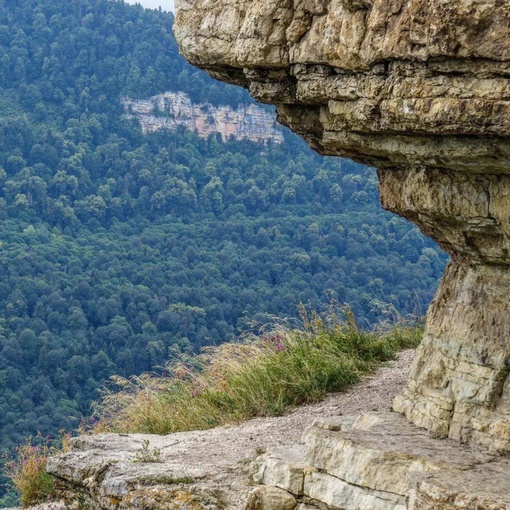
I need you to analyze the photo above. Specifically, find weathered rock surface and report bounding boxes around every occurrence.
[46,431,250,509]
[244,487,297,510]
[252,412,510,510]
[35,353,510,510]
[174,0,510,451]
[41,411,510,510]
[122,92,284,144]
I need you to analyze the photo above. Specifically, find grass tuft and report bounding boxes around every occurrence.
[3,431,70,507]
[93,307,422,435]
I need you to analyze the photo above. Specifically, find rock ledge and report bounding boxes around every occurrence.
[251,411,510,510]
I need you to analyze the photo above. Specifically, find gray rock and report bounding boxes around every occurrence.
[251,412,510,510]
[46,432,250,509]
[251,446,307,495]
[244,487,297,510]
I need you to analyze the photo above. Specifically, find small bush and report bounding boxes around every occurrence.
[93,307,422,434]
[4,431,70,507]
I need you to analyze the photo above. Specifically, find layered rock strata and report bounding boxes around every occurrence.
[174,0,510,451]
[122,92,284,144]
[250,412,510,510]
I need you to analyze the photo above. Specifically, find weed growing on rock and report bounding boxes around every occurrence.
[133,440,162,463]
[93,307,422,434]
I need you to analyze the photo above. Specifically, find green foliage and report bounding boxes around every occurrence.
[8,444,54,506]
[0,0,248,107]
[0,0,446,499]
[93,309,423,434]
[133,440,162,463]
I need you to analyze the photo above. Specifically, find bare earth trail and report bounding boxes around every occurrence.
[198,349,415,459]
[45,351,414,509]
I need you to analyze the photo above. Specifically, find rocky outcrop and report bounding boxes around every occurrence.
[251,412,510,510]
[122,92,284,144]
[46,431,254,509]
[45,412,510,510]
[174,0,510,451]
[39,352,416,510]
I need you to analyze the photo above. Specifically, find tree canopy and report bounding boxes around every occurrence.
[0,1,447,503]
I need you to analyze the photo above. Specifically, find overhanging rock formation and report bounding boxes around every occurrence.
[174,0,510,452]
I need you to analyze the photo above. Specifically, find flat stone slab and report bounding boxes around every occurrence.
[410,459,510,510]
[47,432,252,509]
[304,412,494,496]
[254,412,510,510]
[303,470,406,510]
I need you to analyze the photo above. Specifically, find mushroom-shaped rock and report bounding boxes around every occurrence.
[175,0,510,451]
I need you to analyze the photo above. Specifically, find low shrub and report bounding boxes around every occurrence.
[93,308,422,434]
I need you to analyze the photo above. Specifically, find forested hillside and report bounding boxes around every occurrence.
[0,0,446,497]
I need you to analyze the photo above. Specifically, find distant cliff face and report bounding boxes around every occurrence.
[174,0,510,452]
[122,92,284,144]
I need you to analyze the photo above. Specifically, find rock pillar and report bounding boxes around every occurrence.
[382,168,510,450]
[174,0,510,450]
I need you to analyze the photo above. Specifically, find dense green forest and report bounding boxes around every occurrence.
[0,0,447,502]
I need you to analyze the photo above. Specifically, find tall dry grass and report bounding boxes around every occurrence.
[3,431,70,506]
[93,308,422,434]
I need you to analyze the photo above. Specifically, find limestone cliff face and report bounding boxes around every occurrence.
[122,92,284,144]
[174,0,510,451]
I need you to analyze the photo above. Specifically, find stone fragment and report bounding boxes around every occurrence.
[251,446,307,495]
[303,469,406,510]
[46,432,252,509]
[303,412,492,497]
[120,486,222,510]
[245,487,297,510]
[311,415,354,431]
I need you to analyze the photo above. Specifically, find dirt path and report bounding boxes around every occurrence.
[46,350,415,510]
[188,348,415,458]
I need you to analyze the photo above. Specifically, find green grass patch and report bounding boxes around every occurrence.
[93,308,422,434]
